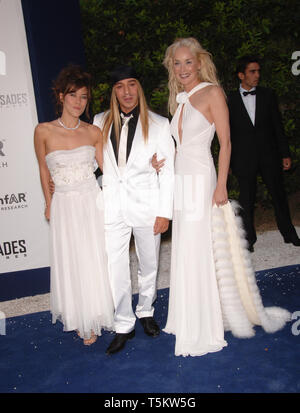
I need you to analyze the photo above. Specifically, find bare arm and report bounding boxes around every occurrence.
[209,87,231,206]
[34,124,52,219]
[153,118,175,234]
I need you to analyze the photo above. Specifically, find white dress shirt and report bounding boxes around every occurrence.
[240,85,256,125]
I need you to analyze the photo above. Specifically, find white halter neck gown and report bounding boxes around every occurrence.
[163,83,290,357]
[164,82,227,356]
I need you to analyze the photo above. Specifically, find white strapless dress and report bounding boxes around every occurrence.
[46,145,114,339]
[164,83,290,357]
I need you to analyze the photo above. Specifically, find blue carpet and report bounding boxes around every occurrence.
[0,264,300,393]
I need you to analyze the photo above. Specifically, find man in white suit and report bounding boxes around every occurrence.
[93,66,175,355]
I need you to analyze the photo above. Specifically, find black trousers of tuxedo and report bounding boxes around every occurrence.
[235,163,296,246]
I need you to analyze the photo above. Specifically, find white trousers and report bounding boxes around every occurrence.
[105,216,161,334]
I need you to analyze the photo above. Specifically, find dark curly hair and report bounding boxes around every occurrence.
[235,55,261,75]
[52,64,92,118]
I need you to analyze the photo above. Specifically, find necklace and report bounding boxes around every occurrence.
[58,118,80,130]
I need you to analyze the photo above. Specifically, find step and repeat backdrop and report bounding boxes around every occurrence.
[0,0,86,298]
[0,0,49,273]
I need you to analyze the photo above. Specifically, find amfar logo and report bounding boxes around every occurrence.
[0,240,27,259]
[0,193,28,211]
[0,50,5,76]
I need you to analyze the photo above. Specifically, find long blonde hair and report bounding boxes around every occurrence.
[163,37,220,115]
[102,79,149,146]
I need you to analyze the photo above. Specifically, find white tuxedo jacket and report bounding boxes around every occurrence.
[93,110,175,227]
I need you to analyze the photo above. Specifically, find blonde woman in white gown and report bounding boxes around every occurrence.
[34,65,114,345]
[156,38,290,357]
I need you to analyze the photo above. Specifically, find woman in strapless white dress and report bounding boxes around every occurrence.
[158,38,290,357]
[34,65,114,345]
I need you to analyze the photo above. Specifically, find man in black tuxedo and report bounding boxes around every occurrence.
[228,55,300,252]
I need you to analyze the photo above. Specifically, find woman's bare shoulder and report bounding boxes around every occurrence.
[35,121,57,141]
[80,121,103,146]
[85,122,103,138]
[200,85,226,107]
[207,84,225,98]
[35,120,57,134]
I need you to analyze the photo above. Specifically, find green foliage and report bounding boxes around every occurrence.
[79,0,300,201]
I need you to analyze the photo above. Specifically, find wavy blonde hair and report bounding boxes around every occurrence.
[102,79,149,146]
[163,37,220,115]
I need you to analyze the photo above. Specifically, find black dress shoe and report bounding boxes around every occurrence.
[105,330,135,355]
[284,236,300,246]
[139,317,160,337]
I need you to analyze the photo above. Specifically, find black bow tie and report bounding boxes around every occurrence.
[243,90,256,96]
